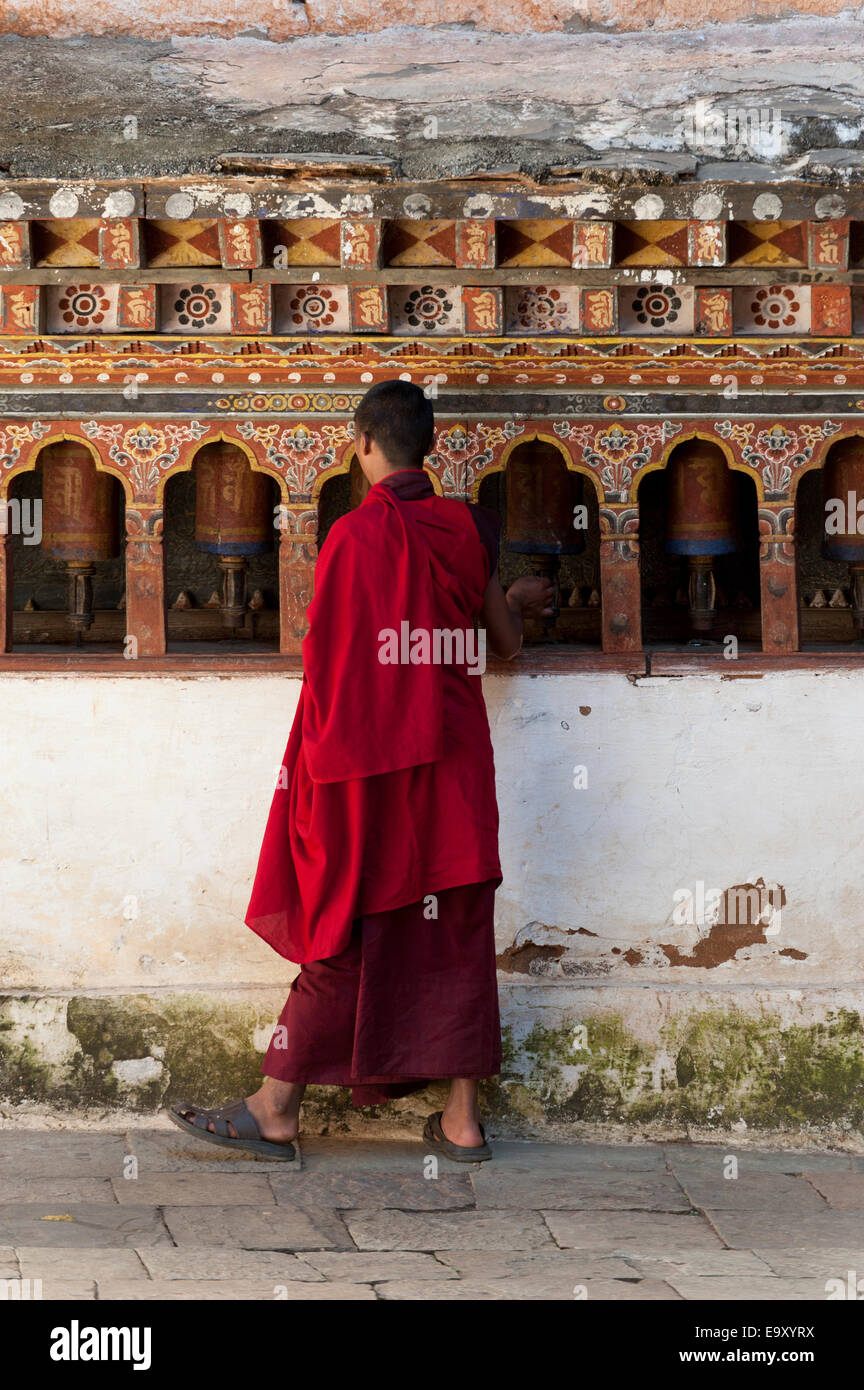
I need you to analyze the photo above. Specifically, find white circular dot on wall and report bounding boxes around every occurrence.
[402,194,432,218]
[632,194,665,220]
[103,190,137,219]
[49,190,80,218]
[0,193,25,220]
[815,194,846,220]
[692,192,724,222]
[752,192,783,221]
[223,193,252,218]
[165,192,195,220]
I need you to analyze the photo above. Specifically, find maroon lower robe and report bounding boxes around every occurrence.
[245,468,503,1105]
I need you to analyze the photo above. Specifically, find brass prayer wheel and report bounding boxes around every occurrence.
[664,440,737,634]
[822,435,864,636]
[349,453,370,510]
[41,440,120,633]
[505,440,585,624]
[194,442,272,628]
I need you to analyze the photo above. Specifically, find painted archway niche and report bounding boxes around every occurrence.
[7,437,127,650]
[161,439,282,649]
[637,436,762,651]
[477,436,603,647]
[791,432,864,648]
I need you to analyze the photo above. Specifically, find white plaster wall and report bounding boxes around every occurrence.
[0,668,862,993]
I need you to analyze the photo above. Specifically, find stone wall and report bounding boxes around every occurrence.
[3,667,863,1141]
[0,0,858,41]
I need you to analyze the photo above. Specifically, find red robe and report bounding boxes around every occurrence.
[245,470,502,966]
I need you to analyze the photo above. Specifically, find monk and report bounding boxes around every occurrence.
[168,380,554,1162]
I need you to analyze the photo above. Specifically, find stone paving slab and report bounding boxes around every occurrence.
[96,1280,376,1300]
[665,1145,855,1174]
[27,1280,98,1301]
[752,1248,864,1279]
[804,1173,864,1209]
[126,1128,302,1175]
[470,1170,688,1211]
[346,1209,554,1252]
[375,1275,679,1300]
[0,1177,116,1204]
[625,1249,774,1278]
[16,1247,149,1281]
[676,1174,827,1213]
[298,1251,457,1282]
[161,1204,349,1251]
[706,1211,864,1249]
[297,1139,421,1172]
[545,1210,724,1254]
[434,1249,639,1280]
[486,1142,669,1173]
[0,1247,18,1277]
[111,1173,275,1206]
[0,1133,128,1178]
[665,1275,834,1301]
[269,1172,474,1210]
[137,1248,326,1281]
[0,1205,170,1248]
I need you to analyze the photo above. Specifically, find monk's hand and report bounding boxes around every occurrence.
[505,576,557,619]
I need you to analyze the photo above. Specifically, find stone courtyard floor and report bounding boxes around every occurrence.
[2,1123,864,1301]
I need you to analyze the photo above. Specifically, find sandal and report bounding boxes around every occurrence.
[165,1098,296,1161]
[423,1110,492,1163]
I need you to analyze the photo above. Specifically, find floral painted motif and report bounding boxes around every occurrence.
[235,421,353,499]
[714,418,841,497]
[426,421,525,497]
[630,284,683,329]
[80,419,211,496]
[57,284,113,329]
[558,421,678,501]
[749,285,801,331]
[402,286,455,332]
[504,286,580,334]
[174,285,222,329]
[0,421,50,471]
[286,286,342,330]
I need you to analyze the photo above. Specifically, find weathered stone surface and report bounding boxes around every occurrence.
[625,1249,774,1278]
[161,1204,347,1250]
[36,1280,98,1300]
[666,1275,834,1300]
[753,1247,864,1279]
[139,1248,324,1280]
[0,1205,169,1247]
[0,1133,127,1178]
[298,1139,425,1173]
[545,1210,723,1253]
[111,1173,275,1205]
[16,1246,149,1280]
[435,1249,639,1280]
[376,1275,678,1300]
[126,1128,302,1175]
[706,1211,864,1249]
[96,1279,375,1300]
[804,1173,864,1209]
[676,1174,827,1213]
[0,19,863,178]
[298,1251,457,1282]
[345,1209,554,1252]
[470,1171,688,1211]
[665,1144,854,1174]
[0,1177,115,1203]
[491,1142,668,1173]
[269,1172,474,1210]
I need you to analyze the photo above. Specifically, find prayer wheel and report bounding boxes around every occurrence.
[822,435,864,637]
[194,442,271,628]
[41,441,120,634]
[349,453,370,510]
[665,440,736,634]
[505,440,585,621]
